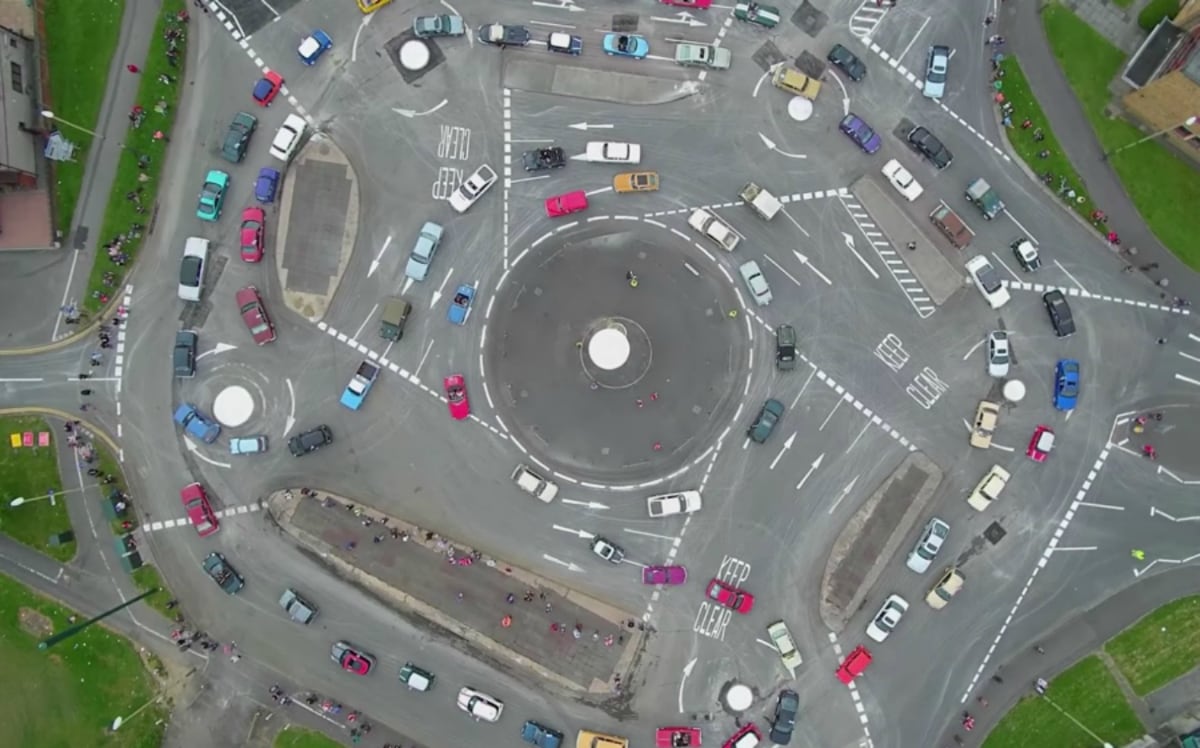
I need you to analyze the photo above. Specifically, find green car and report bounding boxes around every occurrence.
[196,169,229,222]
[734,1,781,28]
[675,43,732,70]
[398,662,435,691]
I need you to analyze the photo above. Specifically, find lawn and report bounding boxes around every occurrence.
[1106,595,1200,696]
[0,415,74,562]
[274,725,344,748]
[43,0,125,237]
[130,564,174,619]
[0,573,168,748]
[983,656,1144,748]
[1043,2,1200,269]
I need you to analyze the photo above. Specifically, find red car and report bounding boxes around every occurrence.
[444,374,470,420]
[835,645,873,684]
[722,724,760,748]
[545,190,588,218]
[331,640,375,675]
[644,565,688,585]
[235,285,276,345]
[706,578,754,614]
[661,0,712,7]
[252,70,283,106]
[1027,424,1055,462]
[239,206,265,262]
[656,726,702,747]
[180,482,219,537]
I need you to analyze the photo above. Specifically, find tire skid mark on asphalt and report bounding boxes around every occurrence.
[642,187,847,219]
[1004,280,1192,316]
[827,632,874,744]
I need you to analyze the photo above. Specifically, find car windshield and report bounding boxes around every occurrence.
[978,268,1001,292]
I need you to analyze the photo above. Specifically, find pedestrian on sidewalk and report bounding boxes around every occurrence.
[80,389,93,396]
[78,373,91,380]
[126,64,140,73]
[1140,263,1159,271]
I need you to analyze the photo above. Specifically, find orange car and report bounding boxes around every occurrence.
[614,171,659,193]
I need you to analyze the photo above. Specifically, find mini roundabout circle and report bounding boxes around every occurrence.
[480,217,756,489]
[177,362,276,445]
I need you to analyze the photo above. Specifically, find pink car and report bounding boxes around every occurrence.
[1027,424,1055,462]
[444,374,470,420]
[661,0,712,7]
[643,565,687,585]
[545,190,588,217]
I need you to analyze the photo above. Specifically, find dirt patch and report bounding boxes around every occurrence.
[18,607,53,638]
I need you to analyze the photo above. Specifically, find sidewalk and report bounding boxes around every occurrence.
[271,491,644,694]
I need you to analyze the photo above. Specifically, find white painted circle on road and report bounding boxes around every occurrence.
[787,97,813,122]
[213,385,255,427]
[1003,379,1026,403]
[399,40,431,71]
[588,327,631,371]
[725,683,753,711]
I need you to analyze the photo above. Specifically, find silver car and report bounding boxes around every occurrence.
[866,594,909,643]
[405,222,443,281]
[986,330,1011,378]
[906,517,949,573]
[738,260,773,306]
[923,45,949,99]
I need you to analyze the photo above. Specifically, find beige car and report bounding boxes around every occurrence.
[613,171,659,193]
[966,464,1010,511]
[767,620,803,676]
[926,566,964,609]
[969,400,999,448]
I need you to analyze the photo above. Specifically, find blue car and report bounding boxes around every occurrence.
[521,719,564,748]
[174,403,221,443]
[1053,359,1080,410]
[838,113,882,154]
[339,361,380,411]
[298,29,333,65]
[447,284,475,326]
[603,33,649,59]
[255,167,280,204]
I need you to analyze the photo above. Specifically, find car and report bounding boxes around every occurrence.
[723,723,762,748]
[827,43,866,81]
[767,620,803,675]
[235,286,275,345]
[966,177,1005,219]
[967,464,1010,511]
[614,171,659,192]
[643,565,688,585]
[448,164,498,212]
[926,567,964,609]
[839,113,882,154]
[835,645,873,684]
[656,727,702,748]
[173,403,221,443]
[357,0,392,13]
[578,729,629,748]
[412,14,464,38]
[769,689,799,744]
[603,33,649,59]
[1054,359,1080,410]
[288,425,333,456]
[923,45,950,98]
[906,517,949,573]
[545,190,588,218]
[1027,424,1055,462]
[512,464,558,502]
[252,70,283,106]
[661,0,712,7]
[331,641,375,675]
[229,435,268,455]
[447,284,476,325]
[178,237,208,302]
[379,297,411,340]
[478,23,531,47]
[647,491,702,517]
[965,254,1011,309]
[1011,236,1042,271]
[865,594,910,643]
[907,126,953,169]
[181,482,219,537]
[986,330,1010,378]
[444,374,470,420]
[522,146,565,171]
[239,206,265,262]
[881,159,924,201]
[591,536,625,564]
[398,662,435,691]
[970,400,1000,448]
[221,112,257,163]
[255,167,280,203]
[734,1,781,27]
[279,588,317,623]
[547,32,582,55]
[775,324,798,370]
[405,222,443,281]
[521,720,564,748]
[269,113,307,162]
[585,141,641,164]
[1043,289,1076,337]
[688,208,740,251]
[675,43,732,69]
[202,551,244,594]
[196,169,229,222]
[457,686,503,721]
[739,260,773,306]
[173,330,197,378]
[707,578,754,613]
[340,361,380,410]
[298,29,333,65]
[747,398,784,443]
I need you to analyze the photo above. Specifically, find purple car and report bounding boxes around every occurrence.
[839,113,882,154]
[255,167,280,204]
[643,565,687,585]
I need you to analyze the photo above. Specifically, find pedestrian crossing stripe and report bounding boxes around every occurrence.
[142,501,265,533]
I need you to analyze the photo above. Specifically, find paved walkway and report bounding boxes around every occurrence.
[1069,0,1152,53]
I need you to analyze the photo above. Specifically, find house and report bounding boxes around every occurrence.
[1121,0,1200,163]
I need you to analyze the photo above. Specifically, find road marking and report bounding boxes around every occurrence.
[414,339,435,377]
[828,475,860,514]
[896,16,930,64]
[839,197,933,317]
[819,400,843,430]
[623,528,677,541]
[510,175,549,185]
[849,1,889,38]
[762,254,802,288]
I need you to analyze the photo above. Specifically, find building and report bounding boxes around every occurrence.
[1121,0,1200,163]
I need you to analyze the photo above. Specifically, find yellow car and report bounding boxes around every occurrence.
[613,171,659,193]
[576,730,627,748]
[357,0,392,13]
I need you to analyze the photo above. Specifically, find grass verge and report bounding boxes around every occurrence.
[274,725,344,748]
[130,565,174,619]
[83,0,187,315]
[1138,0,1180,30]
[982,656,1144,748]
[43,0,125,237]
[0,415,74,562]
[0,573,168,748]
[1106,596,1200,696]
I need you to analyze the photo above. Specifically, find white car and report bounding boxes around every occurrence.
[906,517,949,573]
[965,255,1011,309]
[646,491,702,517]
[687,208,740,251]
[923,45,949,99]
[986,330,1010,378]
[585,141,641,164]
[448,164,497,213]
[866,594,909,643]
[511,464,558,503]
[966,464,1010,511]
[739,260,772,306]
[178,236,209,302]
[881,159,924,202]
[269,113,307,162]
[456,686,503,722]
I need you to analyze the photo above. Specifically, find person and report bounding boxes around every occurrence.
[906,241,917,251]
[1035,677,1048,694]
[962,714,975,731]
[126,63,139,73]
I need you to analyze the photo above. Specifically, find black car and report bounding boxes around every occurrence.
[769,689,799,744]
[775,324,797,370]
[907,126,953,170]
[1043,290,1076,337]
[827,43,866,82]
[221,112,257,163]
[288,425,334,456]
[478,23,531,47]
[522,147,566,172]
[173,330,198,378]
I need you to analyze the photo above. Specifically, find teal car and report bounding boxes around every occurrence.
[196,169,230,221]
[734,2,781,28]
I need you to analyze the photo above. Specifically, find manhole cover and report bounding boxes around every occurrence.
[984,522,1007,544]
[791,1,828,37]
[611,14,639,32]
[794,50,825,79]
[752,42,787,72]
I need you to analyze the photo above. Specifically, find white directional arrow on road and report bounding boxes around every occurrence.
[431,269,453,309]
[367,235,393,278]
[184,438,232,469]
[795,453,826,490]
[793,250,833,286]
[560,498,611,510]
[826,64,852,116]
[196,342,236,361]
[757,132,806,159]
[678,658,697,713]
[651,12,707,26]
[552,524,595,539]
[828,474,860,514]
[284,378,297,435]
[392,100,448,118]
[568,122,614,131]
[542,554,585,572]
[769,432,795,470]
[841,231,880,279]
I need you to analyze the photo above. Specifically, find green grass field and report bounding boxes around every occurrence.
[1106,595,1200,696]
[0,415,74,561]
[274,725,344,748]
